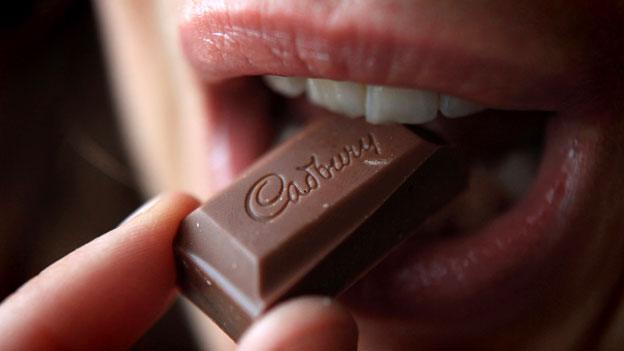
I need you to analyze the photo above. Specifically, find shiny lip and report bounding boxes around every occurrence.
[342,112,593,327]
[179,2,581,111]
[178,0,607,331]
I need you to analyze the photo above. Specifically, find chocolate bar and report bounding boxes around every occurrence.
[174,116,465,340]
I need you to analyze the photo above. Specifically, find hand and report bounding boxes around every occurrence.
[0,193,358,350]
[238,297,358,351]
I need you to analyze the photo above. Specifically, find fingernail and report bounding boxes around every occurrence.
[120,195,161,226]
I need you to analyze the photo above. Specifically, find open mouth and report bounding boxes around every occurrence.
[253,77,556,325]
[174,0,623,344]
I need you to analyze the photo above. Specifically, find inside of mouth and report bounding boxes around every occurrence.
[419,112,549,238]
[258,76,551,239]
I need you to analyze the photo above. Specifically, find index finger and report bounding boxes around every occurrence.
[0,192,199,351]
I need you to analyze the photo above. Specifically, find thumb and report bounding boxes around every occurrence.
[237,297,358,351]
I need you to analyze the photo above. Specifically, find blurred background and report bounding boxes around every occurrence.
[0,1,198,349]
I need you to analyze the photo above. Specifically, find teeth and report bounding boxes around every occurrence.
[439,95,485,118]
[366,85,438,124]
[263,76,487,124]
[262,75,306,97]
[306,79,366,118]
[495,151,538,201]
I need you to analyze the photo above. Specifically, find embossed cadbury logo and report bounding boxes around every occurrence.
[245,133,382,222]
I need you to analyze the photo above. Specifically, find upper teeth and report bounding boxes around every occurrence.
[307,79,366,118]
[439,95,487,118]
[263,75,485,124]
[263,76,307,98]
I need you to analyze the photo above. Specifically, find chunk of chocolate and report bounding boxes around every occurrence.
[174,116,465,340]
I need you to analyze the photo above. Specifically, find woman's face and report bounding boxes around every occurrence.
[95,1,624,349]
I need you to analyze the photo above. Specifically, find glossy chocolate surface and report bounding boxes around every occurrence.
[175,116,465,340]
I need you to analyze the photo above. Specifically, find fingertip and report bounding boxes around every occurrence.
[121,192,200,228]
[0,191,201,350]
[238,297,358,351]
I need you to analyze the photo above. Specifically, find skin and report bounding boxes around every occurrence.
[2,0,624,350]
[0,194,358,350]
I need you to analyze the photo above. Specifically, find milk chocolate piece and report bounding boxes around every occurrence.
[174,116,465,340]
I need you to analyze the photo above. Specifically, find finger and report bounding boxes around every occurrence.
[237,297,359,351]
[0,192,199,351]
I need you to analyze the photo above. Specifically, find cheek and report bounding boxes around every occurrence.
[95,0,197,195]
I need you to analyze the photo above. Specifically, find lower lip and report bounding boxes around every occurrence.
[341,112,596,328]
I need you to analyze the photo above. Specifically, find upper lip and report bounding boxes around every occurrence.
[179,1,582,112]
